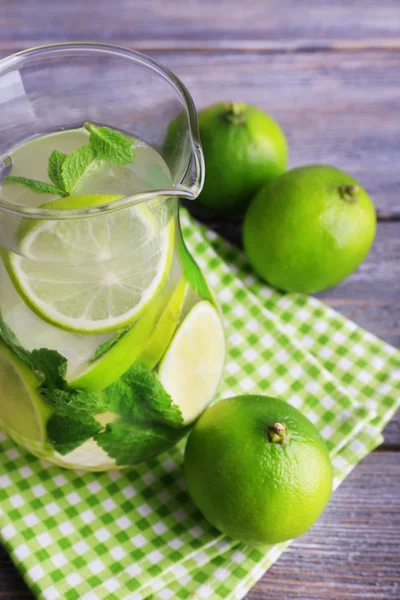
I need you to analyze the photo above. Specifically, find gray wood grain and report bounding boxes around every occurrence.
[0,1,399,598]
[0,452,398,600]
[0,49,398,214]
[164,50,400,214]
[1,0,400,51]
[189,215,400,346]
[248,452,400,599]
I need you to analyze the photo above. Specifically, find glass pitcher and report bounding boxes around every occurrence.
[0,43,225,471]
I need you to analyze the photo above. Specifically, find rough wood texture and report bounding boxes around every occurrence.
[1,0,400,51]
[190,215,400,346]
[0,0,399,598]
[164,50,400,214]
[1,49,398,213]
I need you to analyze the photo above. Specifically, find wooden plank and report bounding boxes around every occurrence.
[164,50,400,215]
[0,49,398,214]
[0,452,398,599]
[249,452,400,599]
[1,0,400,51]
[188,214,400,346]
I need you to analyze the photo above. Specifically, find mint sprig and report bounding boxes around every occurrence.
[94,420,187,466]
[47,414,103,455]
[61,145,101,193]
[104,363,184,428]
[0,313,185,462]
[48,150,67,191]
[3,123,135,198]
[84,122,135,165]
[3,176,67,197]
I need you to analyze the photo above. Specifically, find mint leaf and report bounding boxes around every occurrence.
[31,348,68,391]
[4,176,67,197]
[0,313,34,368]
[94,420,187,466]
[179,238,214,304]
[61,144,101,193]
[47,414,103,455]
[85,122,135,165]
[104,363,184,428]
[48,150,67,190]
[89,328,130,363]
[40,388,106,417]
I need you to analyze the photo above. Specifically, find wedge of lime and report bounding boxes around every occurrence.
[0,340,52,451]
[158,301,225,424]
[69,293,165,392]
[137,277,187,371]
[5,194,174,334]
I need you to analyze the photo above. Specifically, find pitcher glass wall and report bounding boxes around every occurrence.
[0,43,225,471]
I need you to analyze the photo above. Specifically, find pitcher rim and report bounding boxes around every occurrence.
[0,42,205,221]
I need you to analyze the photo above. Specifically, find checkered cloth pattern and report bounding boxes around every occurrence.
[0,208,398,600]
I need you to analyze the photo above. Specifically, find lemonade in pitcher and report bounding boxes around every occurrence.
[0,45,225,471]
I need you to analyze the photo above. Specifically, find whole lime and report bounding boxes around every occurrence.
[184,395,332,546]
[243,165,376,293]
[197,102,288,213]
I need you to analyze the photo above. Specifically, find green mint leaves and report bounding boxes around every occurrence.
[47,414,103,455]
[94,363,185,466]
[85,122,135,165]
[3,176,67,197]
[48,150,67,191]
[0,313,185,462]
[104,363,183,428]
[89,327,130,363]
[3,123,135,197]
[94,420,187,466]
[61,145,101,193]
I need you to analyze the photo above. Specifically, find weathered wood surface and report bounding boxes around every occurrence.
[1,49,399,214]
[1,0,399,598]
[1,0,400,51]
[0,452,398,600]
[166,50,400,215]
[192,217,400,346]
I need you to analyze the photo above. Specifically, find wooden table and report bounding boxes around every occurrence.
[1,1,399,598]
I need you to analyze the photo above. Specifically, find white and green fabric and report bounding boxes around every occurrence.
[0,208,399,600]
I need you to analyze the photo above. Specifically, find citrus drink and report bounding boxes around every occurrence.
[0,126,225,470]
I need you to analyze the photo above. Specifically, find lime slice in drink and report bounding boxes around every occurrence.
[137,277,187,371]
[69,293,164,391]
[0,340,52,451]
[6,194,174,334]
[158,301,225,424]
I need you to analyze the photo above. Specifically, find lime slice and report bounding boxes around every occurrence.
[158,301,225,424]
[6,194,174,334]
[69,293,165,391]
[0,340,52,450]
[137,277,187,370]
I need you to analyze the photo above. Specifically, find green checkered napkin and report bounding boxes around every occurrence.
[0,208,399,600]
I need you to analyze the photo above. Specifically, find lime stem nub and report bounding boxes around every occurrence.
[338,184,359,203]
[268,422,291,445]
[224,102,246,126]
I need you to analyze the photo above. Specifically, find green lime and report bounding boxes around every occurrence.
[158,301,225,424]
[243,165,376,293]
[69,294,164,391]
[0,340,52,452]
[197,102,287,213]
[137,277,187,371]
[184,395,332,546]
[4,194,174,333]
